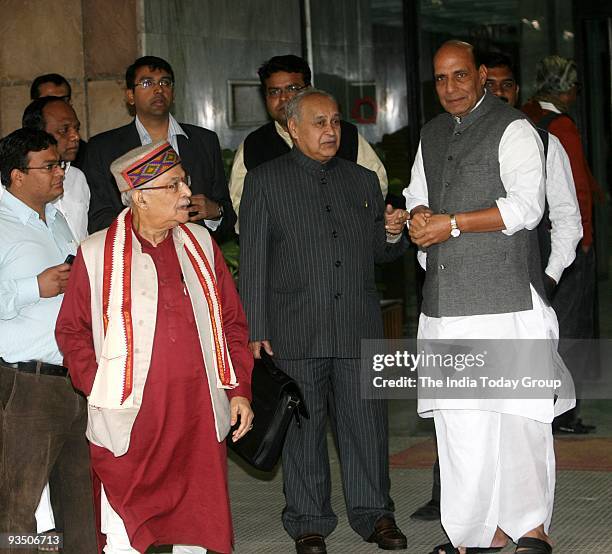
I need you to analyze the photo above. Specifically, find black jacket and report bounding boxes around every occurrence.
[83,120,236,239]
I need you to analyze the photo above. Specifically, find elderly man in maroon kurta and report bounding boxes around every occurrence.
[56,140,253,554]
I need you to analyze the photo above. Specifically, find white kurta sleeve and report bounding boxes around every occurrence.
[403,142,429,212]
[496,119,546,235]
[544,135,583,282]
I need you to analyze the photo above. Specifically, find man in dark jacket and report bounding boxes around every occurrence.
[83,56,235,239]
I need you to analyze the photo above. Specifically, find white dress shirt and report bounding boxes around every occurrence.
[135,114,221,231]
[543,134,583,281]
[53,164,90,243]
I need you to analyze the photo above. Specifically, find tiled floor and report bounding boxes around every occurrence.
[220,398,612,554]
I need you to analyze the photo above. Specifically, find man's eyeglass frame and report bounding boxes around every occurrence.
[266,84,307,97]
[20,160,68,172]
[136,176,191,193]
[134,78,175,89]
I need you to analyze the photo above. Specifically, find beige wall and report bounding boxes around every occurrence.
[0,0,139,139]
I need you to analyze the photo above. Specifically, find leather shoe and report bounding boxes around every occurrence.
[553,420,592,434]
[366,516,407,550]
[409,499,441,521]
[295,533,327,554]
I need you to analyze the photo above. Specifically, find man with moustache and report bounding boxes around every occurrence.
[0,128,96,553]
[84,56,235,239]
[56,140,253,553]
[22,96,90,242]
[240,88,408,554]
[404,41,573,554]
[229,54,388,232]
[30,73,88,169]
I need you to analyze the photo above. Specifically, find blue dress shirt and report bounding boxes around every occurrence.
[0,191,77,364]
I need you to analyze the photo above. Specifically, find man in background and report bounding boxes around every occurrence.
[22,96,90,242]
[30,73,87,169]
[523,55,600,435]
[83,56,236,239]
[229,54,388,232]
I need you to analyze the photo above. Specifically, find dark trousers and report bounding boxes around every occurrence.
[276,357,393,540]
[0,363,97,554]
[552,247,596,425]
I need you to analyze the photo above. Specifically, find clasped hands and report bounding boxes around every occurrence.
[408,206,453,248]
[384,204,410,236]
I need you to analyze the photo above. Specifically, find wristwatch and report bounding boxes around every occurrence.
[450,214,461,238]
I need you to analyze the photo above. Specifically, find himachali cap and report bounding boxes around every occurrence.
[110,140,181,193]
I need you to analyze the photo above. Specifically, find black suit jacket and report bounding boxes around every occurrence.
[239,147,408,359]
[83,120,236,239]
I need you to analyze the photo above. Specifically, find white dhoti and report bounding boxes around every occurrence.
[100,486,207,554]
[434,409,555,547]
[417,286,574,548]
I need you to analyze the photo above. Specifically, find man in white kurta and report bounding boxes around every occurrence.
[403,41,574,554]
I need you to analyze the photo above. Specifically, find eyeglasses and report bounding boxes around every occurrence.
[21,160,67,172]
[137,175,191,193]
[134,78,174,89]
[266,84,306,97]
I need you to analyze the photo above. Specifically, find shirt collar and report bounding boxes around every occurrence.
[538,100,562,114]
[453,90,487,124]
[289,145,338,173]
[0,189,58,225]
[135,114,188,145]
[274,120,294,147]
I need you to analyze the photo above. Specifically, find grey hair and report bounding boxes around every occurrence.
[535,55,577,95]
[285,88,338,123]
[121,189,136,207]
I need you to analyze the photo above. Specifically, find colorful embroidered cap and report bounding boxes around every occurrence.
[110,140,181,192]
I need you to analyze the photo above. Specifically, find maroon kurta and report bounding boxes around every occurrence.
[56,231,252,553]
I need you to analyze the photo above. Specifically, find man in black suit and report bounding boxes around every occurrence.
[239,88,408,554]
[83,56,235,238]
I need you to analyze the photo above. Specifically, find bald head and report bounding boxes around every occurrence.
[434,40,477,66]
[433,40,487,118]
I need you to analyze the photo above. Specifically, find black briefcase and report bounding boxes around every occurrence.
[228,352,308,471]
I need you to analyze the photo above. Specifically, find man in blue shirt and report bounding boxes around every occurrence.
[0,128,96,552]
